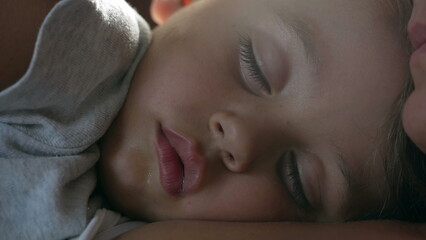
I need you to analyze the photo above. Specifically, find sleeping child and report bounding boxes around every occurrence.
[1,0,424,239]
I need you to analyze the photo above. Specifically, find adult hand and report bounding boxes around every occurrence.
[116,220,426,240]
[150,0,198,25]
[403,0,426,153]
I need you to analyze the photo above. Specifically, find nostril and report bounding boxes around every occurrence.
[225,152,234,162]
[214,122,225,137]
[221,151,235,163]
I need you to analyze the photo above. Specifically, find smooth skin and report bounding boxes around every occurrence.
[102,0,406,223]
[0,0,425,239]
[118,0,426,239]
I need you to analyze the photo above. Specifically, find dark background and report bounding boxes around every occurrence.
[130,0,157,27]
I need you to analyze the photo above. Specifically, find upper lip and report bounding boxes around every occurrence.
[156,125,206,196]
[408,22,426,49]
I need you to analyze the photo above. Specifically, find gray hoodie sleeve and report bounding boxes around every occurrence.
[0,0,151,239]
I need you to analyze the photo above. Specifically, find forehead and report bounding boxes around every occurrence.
[232,0,400,46]
[253,0,411,35]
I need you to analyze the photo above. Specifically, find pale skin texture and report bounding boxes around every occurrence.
[119,0,426,239]
[149,0,426,156]
[403,0,426,153]
[0,0,425,239]
[101,0,406,223]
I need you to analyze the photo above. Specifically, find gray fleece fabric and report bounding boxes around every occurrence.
[0,0,151,239]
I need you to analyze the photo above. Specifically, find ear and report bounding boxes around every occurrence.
[150,0,184,25]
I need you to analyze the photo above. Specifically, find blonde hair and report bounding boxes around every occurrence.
[349,0,426,222]
[374,0,426,222]
[380,78,426,222]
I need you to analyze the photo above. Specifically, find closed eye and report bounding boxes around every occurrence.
[277,151,312,211]
[238,34,272,96]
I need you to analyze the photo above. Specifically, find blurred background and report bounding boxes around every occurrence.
[134,0,157,27]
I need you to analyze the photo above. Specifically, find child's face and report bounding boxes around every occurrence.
[100,0,409,222]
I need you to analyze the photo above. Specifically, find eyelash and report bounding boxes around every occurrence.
[238,35,309,210]
[283,151,311,210]
[238,35,272,95]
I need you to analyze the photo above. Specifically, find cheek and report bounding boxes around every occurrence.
[177,177,299,221]
[403,89,426,152]
[142,52,221,110]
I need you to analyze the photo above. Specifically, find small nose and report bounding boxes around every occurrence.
[209,111,257,173]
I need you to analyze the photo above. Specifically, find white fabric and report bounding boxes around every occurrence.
[74,209,145,240]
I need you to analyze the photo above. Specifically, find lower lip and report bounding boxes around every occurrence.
[156,128,184,196]
[162,128,205,195]
[411,43,426,63]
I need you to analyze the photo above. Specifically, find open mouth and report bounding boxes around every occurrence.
[155,125,205,196]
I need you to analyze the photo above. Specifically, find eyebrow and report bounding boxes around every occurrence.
[336,152,353,213]
[377,0,412,36]
[273,12,320,74]
[373,0,413,53]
